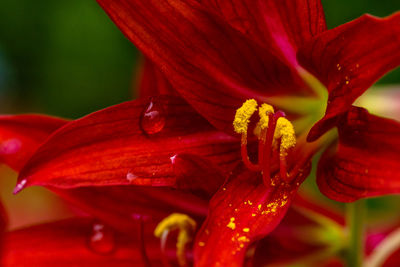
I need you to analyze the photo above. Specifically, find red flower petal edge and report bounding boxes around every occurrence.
[137,57,177,98]
[97,0,305,134]
[0,115,67,171]
[299,12,400,140]
[2,218,165,266]
[201,0,326,66]
[51,186,208,234]
[317,107,400,202]
[16,96,240,191]
[252,194,344,266]
[194,164,310,266]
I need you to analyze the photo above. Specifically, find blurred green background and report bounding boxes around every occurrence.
[0,0,399,229]
[0,0,399,118]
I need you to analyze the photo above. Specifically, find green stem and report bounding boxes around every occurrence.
[346,200,366,267]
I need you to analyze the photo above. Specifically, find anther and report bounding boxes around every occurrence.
[233,99,258,135]
[274,117,296,156]
[233,100,297,186]
[154,213,196,267]
[233,99,260,171]
[273,117,296,181]
[258,103,274,131]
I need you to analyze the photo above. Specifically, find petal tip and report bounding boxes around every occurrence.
[13,179,28,195]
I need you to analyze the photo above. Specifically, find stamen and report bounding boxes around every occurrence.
[258,103,274,131]
[233,99,258,135]
[234,99,260,171]
[240,135,261,171]
[274,117,296,182]
[233,100,297,186]
[274,117,296,156]
[154,213,196,267]
[257,104,274,168]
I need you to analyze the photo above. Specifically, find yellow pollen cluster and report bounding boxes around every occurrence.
[274,117,296,155]
[227,217,236,230]
[233,99,258,134]
[258,103,274,130]
[154,213,196,267]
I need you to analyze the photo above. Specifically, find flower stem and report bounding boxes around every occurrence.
[346,200,366,267]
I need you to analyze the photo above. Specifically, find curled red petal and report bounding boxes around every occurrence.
[317,107,400,202]
[193,164,310,266]
[17,96,240,191]
[97,0,303,133]
[2,218,165,266]
[299,13,400,140]
[51,186,208,234]
[136,57,177,98]
[0,115,67,171]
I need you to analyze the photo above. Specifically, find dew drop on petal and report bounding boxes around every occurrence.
[170,154,178,164]
[140,98,166,135]
[126,172,138,183]
[88,222,115,255]
[0,138,22,155]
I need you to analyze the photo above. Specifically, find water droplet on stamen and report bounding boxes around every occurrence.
[88,222,115,255]
[140,98,166,135]
[126,172,138,183]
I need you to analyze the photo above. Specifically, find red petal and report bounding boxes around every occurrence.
[172,153,227,199]
[252,195,344,266]
[201,0,326,65]
[17,96,240,191]
[51,186,208,233]
[0,201,7,258]
[2,218,164,266]
[193,164,310,266]
[317,107,400,202]
[97,0,303,133]
[137,57,177,98]
[298,13,400,140]
[0,115,67,171]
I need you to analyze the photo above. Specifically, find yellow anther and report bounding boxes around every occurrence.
[274,117,296,155]
[258,104,274,130]
[233,99,258,134]
[154,213,196,267]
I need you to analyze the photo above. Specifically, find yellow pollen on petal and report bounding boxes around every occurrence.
[243,228,250,233]
[227,217,236,230]
[274,117,296,155]
[154,213,196,267]
[233,99,258,134]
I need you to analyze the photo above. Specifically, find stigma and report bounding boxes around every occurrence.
[154,213,196,267]
[233,99,297,186]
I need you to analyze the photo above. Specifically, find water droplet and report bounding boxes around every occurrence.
[140,98,166,135]
[0,138,22,155]
[170,154,177,164]
[126,172,138,182]
[88,222,115,255]
[13,179,27,194]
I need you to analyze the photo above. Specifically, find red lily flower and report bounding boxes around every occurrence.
[0,0,399,266]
